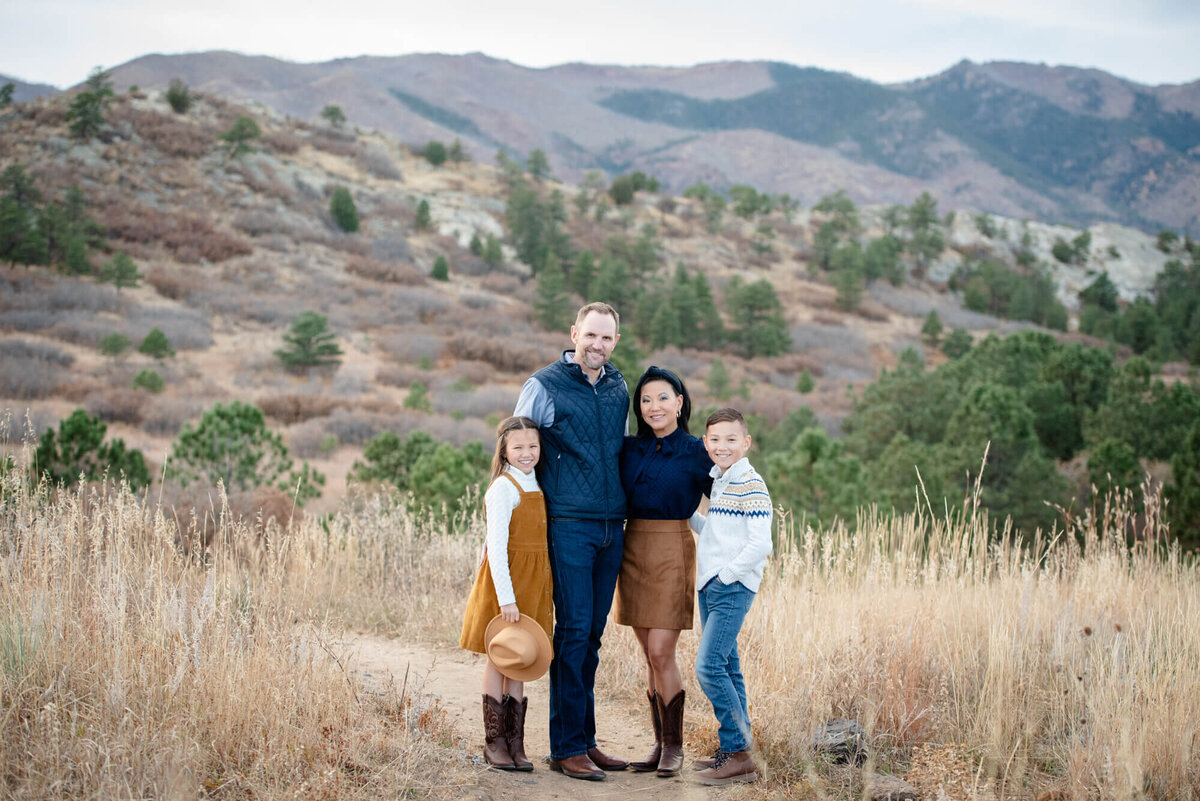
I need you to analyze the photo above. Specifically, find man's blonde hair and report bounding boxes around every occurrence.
[574,301,620,332]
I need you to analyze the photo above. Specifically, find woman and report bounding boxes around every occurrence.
[615,366,713,778]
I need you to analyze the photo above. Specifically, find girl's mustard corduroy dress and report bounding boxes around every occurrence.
[459,473,553,653]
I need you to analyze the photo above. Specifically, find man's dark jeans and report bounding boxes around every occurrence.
[546,517,624,759]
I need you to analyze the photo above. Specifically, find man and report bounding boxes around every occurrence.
[514,301,630,781]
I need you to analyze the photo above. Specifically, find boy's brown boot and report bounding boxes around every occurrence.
[628,691,661,772]
[656,690,685,778]
[503,694,533,771]
[482,694,516,770]
[692,750,758,786]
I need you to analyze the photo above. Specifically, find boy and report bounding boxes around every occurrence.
[688,408,773,786]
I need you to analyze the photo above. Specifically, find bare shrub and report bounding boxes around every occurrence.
[359,144,403,180]
[287,421,328,459]
[321,407,396,446]
[642,348,706,381]
[459,292,497,310]
[145,266,207,302]
[311,131,363,160]
[141,397,204,437]
[233,209,288,237]
[48,312,118,347]
[811,311,845,327]
[99,202,252,263]
[452,255,493,277]
[0,309,59,333]
[369,232,412,263]
[480,272,522,294]
[378,332,443,363]
[29,100,68,127]
[83,388,146,425]
[432,385,517,419]
[0,355,67,400]
[446,335,544,374]
[257,395,342,425]
[127,306,213,349]
[375,364,425,388]
[232,159,296,203]
[261,129,301,154]
[345,255,423,284]
[333,366,371,397]
[856,301,891,322]
[115,106,211,158]
[0,339,73,366]
[374,197,417,228]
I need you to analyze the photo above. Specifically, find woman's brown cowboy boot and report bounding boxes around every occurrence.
[482,694,516,770]
[656,690,685,778]
[629,690,661,772]
[503,694,534,771]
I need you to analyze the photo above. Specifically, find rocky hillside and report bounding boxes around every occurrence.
[0,84,1177,513]
[97,52,1200,231]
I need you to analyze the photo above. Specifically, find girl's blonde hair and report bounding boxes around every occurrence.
[490,416,540,482]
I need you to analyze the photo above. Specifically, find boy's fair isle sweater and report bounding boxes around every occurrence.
[689,457,773,592]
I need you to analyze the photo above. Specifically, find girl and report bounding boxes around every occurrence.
[459,416,553,771]
[615,366,713,777]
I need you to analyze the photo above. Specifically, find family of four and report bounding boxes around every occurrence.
[458,301,774,786]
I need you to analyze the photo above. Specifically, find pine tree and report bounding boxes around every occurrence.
[415,199,432,231]
[483,233,503,267]
[797,370,815,394]
[321,104,346,127]
[219,116,261,158]
[571,250,595,298]
[99,251,139,290]
[921,310,944,346]
[693,270,724,349]
[533,253,570,330]
[275,311,343,371]
[431,255,449,281]
[65,67,114,140]
[670,264,700,343]
[708,359,731,401]
[138,328,174,359]
[649,296,682,350]
[404,381,432,412]
[330,186,359,233]
[166,78,193,114]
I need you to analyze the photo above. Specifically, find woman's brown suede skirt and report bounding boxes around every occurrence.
[614,518,695,630]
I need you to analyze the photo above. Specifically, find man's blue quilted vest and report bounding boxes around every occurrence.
[533,356,628,520]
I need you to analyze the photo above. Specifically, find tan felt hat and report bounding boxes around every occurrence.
[484,614,552,682]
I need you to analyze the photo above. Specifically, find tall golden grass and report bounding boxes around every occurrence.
[0,418,469,800]
[3,409,1197,798]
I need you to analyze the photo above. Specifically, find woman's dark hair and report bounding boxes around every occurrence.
[632,366,692,438]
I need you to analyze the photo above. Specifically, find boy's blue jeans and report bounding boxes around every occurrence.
[696,576,756,753]
[546,517,624,759]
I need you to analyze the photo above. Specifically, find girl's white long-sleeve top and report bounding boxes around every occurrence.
[483,465,541,607]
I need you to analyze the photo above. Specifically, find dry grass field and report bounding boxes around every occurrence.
[3,411,1197,799]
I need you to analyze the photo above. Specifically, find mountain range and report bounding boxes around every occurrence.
[24,52,1200,231]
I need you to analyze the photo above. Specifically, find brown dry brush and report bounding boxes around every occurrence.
[0,432,472,799]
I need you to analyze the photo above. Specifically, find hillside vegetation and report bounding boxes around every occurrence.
[1,76,1198,545]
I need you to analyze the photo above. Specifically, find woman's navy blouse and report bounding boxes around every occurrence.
[619,427,714,520]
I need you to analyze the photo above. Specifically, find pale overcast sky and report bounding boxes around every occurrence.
[2,0,1198,89]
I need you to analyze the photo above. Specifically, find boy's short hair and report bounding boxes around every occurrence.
[574,301,620,332]
[705,407,748,433]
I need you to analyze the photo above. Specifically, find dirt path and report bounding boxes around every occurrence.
[347,634,740,801]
